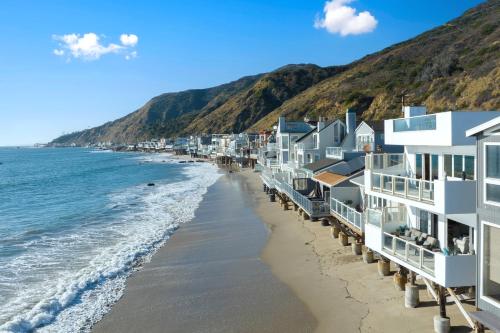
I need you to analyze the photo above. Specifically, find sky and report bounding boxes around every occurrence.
[0,0,484,146]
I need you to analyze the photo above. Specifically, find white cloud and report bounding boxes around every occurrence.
[52,33,138,61]
[314,0,377,36]
[120,34,138,47]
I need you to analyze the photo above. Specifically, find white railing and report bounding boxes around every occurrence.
[326,147,343,159]
[371,172,434,203]
[382,233,436,275]
[365,153,405,171]
[330,198,363,232]
[282,182,329,217]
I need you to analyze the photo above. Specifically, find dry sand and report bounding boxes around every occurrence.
[239,168,475,333]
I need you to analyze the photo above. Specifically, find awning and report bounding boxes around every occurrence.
[313,171,347,187]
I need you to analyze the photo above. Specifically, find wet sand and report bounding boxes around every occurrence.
[93,172,316,333]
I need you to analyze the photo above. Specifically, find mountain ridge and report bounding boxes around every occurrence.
[52,0,500,145]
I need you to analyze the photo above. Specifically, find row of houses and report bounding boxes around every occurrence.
[257,107,500,332]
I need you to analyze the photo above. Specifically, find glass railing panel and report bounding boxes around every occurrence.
[422,181,434,201]
[422,249,435,274]
[372,173,381,190]
[383,233,393,252]
[407,180,420,199]
[394,176,406,196]
[393,114,436,132]
[382,175,393,192]
[407,243,421,266]
[395,238,406,258]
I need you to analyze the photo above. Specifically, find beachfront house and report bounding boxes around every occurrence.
[293,117,346,168]
[466,116,500,332]
[275,116,315,172]
[364,107,500,292]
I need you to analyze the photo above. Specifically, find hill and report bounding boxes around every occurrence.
[52,0,499,145]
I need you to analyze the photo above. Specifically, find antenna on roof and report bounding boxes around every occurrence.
[400,91,408,114]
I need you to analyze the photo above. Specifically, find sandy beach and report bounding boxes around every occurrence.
[93,171,316,333]
[93,166,477,333]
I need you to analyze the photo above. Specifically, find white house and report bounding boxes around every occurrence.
[364,106,500,289]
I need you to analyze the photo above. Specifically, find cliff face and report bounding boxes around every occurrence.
[52,1,500,145]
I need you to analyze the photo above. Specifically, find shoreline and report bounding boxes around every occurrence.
[91,161,476,332]
[92,170,317,333]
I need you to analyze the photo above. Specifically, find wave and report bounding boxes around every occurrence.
[0,162,221,333]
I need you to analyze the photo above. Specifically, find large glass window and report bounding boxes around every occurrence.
[454,155,463,178]
[444,155,453,177]
[416,154,422,179]
[486,145,500,179]
[464,155,475,180]
[431,154,439,180]
[482,223,500,304]
[486,184,500,204]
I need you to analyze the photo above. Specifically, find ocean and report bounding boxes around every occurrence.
[0,148,220,332]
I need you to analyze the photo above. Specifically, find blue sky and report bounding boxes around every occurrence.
[0,0,483,145]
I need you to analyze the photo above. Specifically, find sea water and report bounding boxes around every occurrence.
[0,148,220,332]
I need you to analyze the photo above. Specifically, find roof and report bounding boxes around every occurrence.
[295,119,341,142]
[302,158,340,172]
[313,172,347,186]
[466,116,500,137]
[349,174,365,187]
[280,120,314,133]
[295,127,317,143]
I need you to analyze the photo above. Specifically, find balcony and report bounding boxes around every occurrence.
[282,182,330,219]
[365,154,477,214]
[330,198,363,233]
[371,172,434,203]
[326,147,343,159]
[365,207,476,287]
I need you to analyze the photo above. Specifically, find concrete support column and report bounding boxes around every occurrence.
[352,241,362,255]
[377,258,390,276]
[332,226,340,239]
[339,232,348,246]
[363,248,374,264]
[405,283,420,308]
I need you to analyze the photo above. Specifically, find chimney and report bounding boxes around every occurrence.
[345,109,356,135]
[278,116,285,131]
[317,117,326,131]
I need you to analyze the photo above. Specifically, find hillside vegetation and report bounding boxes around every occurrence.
[52,0,499,145]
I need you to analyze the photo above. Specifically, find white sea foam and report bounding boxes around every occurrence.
[0,161,220,333]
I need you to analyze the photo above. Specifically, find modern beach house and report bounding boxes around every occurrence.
[466,116,500,332]
[364,107,500,290]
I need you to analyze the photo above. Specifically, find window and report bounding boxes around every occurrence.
[431,155,439,180]
[481,222,500,306]
[486,145,500,178]
[453,155,463,178]
[485,143,500,206]
[416,154,422,179]
[486,184,500,203]
[281,135,289,149]
[444,155,452,177]
[443,154,475,180]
